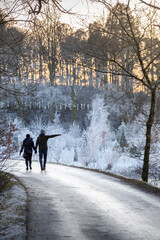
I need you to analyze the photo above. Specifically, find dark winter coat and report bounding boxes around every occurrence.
[36,134,60,151]
[20,137,35,156]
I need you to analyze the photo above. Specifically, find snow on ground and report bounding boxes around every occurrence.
[0,180,27,240]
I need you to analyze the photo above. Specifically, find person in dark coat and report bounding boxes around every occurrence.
[20,134,37,170]
[36,129,61,171]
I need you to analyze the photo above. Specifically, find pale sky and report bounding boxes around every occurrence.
[60,0,106,29]
[0,0,106,29]
[59,0,139,29]
[0,0,149,30]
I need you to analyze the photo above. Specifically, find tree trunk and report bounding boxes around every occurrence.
[50,88,54,123]
[15,96,23,121]
[142,87,156,182]
[71,85,77,124]
[72,65,77,124]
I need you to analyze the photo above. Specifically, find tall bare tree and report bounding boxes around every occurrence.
[88,0,160,182]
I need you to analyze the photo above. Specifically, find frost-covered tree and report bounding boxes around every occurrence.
[78,96,117,168]
[0,120,18,191]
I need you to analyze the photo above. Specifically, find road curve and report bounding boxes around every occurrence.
[13,160,160,240]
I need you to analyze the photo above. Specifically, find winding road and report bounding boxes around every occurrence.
[13,160,160,240]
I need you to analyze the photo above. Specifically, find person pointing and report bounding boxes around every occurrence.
[36,129,61,171]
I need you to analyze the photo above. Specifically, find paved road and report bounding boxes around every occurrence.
[13,160,160,240]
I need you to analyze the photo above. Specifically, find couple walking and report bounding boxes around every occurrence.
[20,130,61,171]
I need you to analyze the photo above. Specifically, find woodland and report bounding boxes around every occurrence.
[1,0,160,185]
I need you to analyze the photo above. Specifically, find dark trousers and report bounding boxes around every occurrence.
[25,154,32,170]
[39,149,47,170]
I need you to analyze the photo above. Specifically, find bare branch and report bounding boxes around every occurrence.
[140,0,160,10]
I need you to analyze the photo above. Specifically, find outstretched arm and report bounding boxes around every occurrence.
[46,134,61,139]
